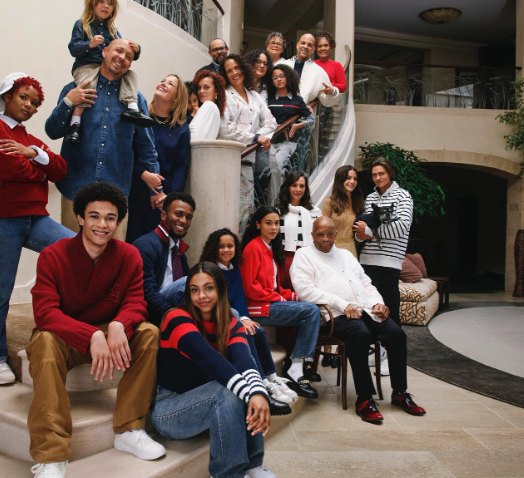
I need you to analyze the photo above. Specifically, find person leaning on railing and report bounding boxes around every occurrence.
[314,31,347,94]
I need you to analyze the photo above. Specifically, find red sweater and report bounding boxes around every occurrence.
[0,118,67,218]
[31,233,148,353]
[240,237,297,317]
[314,59,347,93]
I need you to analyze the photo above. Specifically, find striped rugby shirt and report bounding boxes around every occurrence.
[358,181,413,270]
[157,310,267,402]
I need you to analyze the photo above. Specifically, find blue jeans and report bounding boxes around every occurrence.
[256,301,321,360]
[246,327,276,380]
[160,277,187,307]
[0,216,75,359]
[151,381,264,478]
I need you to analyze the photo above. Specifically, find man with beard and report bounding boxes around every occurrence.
[197,38,229,73]
[134,192,196,326]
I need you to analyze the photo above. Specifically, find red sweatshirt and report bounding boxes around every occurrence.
[31,233,148,354]
[0,118,67,218]
[240,237,297,317]
[314,59,347,93]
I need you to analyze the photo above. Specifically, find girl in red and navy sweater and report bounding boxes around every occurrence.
[240,206,321,400]
[151,262,276,478]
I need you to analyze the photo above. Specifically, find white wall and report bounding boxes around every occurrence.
[1,0,218,301]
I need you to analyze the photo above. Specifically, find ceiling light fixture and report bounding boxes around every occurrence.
[419,7,462,25]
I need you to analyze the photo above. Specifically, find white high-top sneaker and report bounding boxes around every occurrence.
[0,362,15,384]
[31,461,68,477]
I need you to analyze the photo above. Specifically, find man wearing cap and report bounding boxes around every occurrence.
[0,73,75,385]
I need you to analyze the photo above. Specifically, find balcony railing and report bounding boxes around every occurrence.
[354,61,521,110]
[133,0,223,46]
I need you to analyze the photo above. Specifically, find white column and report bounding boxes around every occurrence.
[185,140,245,266]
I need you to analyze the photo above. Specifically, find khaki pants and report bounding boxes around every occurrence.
[61,196,129,241]
[26,322,159,463]
[73,64,138,107]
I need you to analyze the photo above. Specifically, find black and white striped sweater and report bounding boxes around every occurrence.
[358,182,413,270]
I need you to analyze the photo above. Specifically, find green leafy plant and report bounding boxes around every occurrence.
[496,78,524,178]
[359,142,445,222]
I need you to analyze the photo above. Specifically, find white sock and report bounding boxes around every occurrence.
[262,378,270,386]
[304,357,314,363]
[287,359,303,382]
[127,101,139,111]
[70,115,81,126]
[267,372,278,382]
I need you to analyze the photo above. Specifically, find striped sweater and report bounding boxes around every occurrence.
[358,181,413,270]
[157,309,267,402]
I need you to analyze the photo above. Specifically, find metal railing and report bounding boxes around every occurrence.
[133,0,223,45]
[354,61,521,110]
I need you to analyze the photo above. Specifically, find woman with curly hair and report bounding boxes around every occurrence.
[200,228,298,414]
[126,74,191,243]
[240,206,321,400]
[189,70,226,141]
[275,171,321,290]
[314,31,346,93]
[218,54,277,231]
[265,65,315,204]
[245,49,273,102]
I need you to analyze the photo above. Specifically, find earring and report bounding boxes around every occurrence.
[215,95,217,100]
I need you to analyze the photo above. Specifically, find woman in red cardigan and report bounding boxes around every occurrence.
[314,32,346,93]
[240,206,321,399]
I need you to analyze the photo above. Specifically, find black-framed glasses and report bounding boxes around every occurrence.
[210,46,227,53]
[255,60,268,67]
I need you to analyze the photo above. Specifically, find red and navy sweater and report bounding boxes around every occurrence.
[158,309,268,402]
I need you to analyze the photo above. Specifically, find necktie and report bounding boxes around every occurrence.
[171,244,184,282]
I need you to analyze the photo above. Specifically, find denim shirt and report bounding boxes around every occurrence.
[68,19,141,73]
[45,75,159,200]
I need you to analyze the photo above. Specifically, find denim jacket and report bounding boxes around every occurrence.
[68,19,141,73]
[45,75,159,200]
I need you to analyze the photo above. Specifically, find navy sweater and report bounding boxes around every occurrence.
[222,267,250,318]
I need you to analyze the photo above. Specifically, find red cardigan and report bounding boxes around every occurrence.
[240,237,297,317]
[0,119,67,218]
[31,233,148,354]
[314,59,347,93]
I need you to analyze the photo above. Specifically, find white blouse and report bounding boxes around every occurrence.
[189,101,220,141]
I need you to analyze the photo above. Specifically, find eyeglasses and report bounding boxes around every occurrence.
[269,41,283,47]
[255,60,268,67]
[272,75,285,81]
[210,46,227,53]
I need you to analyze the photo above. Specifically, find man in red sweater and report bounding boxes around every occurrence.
[28,182,165,478]
[0,73,75,386]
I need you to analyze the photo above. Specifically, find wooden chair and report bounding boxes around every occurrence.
[314,304,383,410]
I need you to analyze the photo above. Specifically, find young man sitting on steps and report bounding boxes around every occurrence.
[28,181,165,478]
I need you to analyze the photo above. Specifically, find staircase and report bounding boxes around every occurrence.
[0,306,307,477]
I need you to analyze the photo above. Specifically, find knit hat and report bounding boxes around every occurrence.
[0,72,29,112]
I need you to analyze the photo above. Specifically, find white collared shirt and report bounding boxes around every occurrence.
[160,237,181,290]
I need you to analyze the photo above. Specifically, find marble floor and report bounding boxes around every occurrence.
[265,292,524,478]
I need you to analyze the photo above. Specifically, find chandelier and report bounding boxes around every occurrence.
[419,7,462,25]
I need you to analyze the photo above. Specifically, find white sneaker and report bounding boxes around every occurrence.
[114,429,166,460]
[246,464,277,478]
[31,461,67,477]
[380,357,390,376]
[271,377,298,400]
[266,382,293,404]
[0,362,15,384]
[369,346,386,367]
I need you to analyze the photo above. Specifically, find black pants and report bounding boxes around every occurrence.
[362,265,401,325]
[332,312,407,398]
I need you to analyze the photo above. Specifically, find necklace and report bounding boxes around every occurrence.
[153,115,170,125]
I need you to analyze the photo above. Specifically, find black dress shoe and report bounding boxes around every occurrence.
[120,108,155,127]
[65,122,81,143]
[283,373,319,399]
[268,394,292,416]
[303,362,321,382]
[321,356,333,367]
[330,357,341,369]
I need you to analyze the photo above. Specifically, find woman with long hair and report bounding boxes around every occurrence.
[218,54,277,230]
[152,262,276,478]
[240,206,321,400]
[200,228,298,412]
[126,74,190,243]
[321,165,365,258]
[189,69,226,141]
[275,171,321,290]
[245,49,273,102]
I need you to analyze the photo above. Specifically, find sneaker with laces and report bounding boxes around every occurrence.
[379,357,390,376]
[266,382,293,404]
[114,429,166,460]
[246,464,277,478]
[0,362,15,384]
[271,377,298,400]
[31,461,67,477]
[368,345,386,367]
